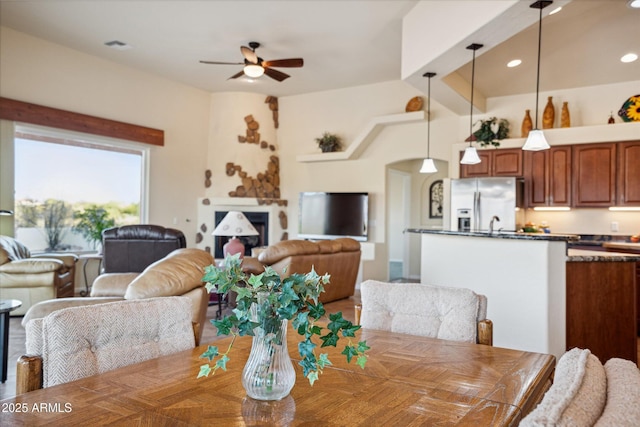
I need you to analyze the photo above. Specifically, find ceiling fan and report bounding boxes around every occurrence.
[200,41,303,82]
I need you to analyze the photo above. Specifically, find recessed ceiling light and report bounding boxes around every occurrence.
[548,6,562,15]
[621,53,638,63]
[104,40,132,51]
[507,59,522,68]
[628,0,640,9]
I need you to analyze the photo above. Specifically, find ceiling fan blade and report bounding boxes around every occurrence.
[240,46,258,64]
[262,58,304,68]
[227,70,245,80]
[200,60,244,65]
[263,67,290,82]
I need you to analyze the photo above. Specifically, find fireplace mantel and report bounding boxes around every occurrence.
[196,197,288,257]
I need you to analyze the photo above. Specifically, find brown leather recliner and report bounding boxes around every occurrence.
[101,224,186,274]
[243,238,361,303]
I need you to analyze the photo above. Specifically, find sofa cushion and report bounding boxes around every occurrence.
[333,237,361,252]
[124,248,213,299]
[0,258,63,274]
[360,280,480,343]
[520,348,607,426]
[258,240,320,264]
[594,358,640,426]
[0,235,31,264]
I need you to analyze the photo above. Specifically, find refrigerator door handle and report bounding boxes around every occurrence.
[475,191,481,231]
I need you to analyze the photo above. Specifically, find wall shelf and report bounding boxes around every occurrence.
[296,111,425,163]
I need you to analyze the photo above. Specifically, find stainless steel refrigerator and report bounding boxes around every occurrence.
[449,177,524,232]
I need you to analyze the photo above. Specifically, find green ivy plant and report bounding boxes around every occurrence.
[315,132,342,153]
[473,117,509,148]
[197,253,369,385]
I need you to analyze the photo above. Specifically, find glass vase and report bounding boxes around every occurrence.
[242,297,296,401]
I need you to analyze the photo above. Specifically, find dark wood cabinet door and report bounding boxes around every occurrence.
[524,150,548,206]
[493,148,523,177]
[524,146,571,207]
[549,146,572,206]
[617,140,640,206]
[572,143,616,206]
[459,150,492,178]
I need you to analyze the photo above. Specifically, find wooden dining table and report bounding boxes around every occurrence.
[0,327,555,426]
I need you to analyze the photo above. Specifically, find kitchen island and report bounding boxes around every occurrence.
[407,229,639,362]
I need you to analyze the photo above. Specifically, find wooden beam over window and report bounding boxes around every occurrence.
[0,97,164,146]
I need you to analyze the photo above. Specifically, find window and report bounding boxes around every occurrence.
[13,124,148,252]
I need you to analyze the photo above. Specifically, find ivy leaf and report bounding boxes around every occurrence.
[298,337,317,359]
[327,312,350,334]
[212,315,236,336]
[340,323,361,338]
[299,356,317,377]
[307,371,319,386]
[197,364,212,378]
[357,341,371,353]
[356,355,368,369]
[292,312,309,335]
[341,345,358,363]
[307,302,325,319]
[234,286,252,300]
[200,345,219,361]
[247,272,265,289]
[320,332,339,348]
[237,319,258,336]
[310,325,323,336]
[215,354,230,371]
[317,353,332,369]
[277,303,298,320]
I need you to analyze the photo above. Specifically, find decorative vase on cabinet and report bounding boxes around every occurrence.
[561,102,570,128]
[543,96,555,129]
[521,109,533,137]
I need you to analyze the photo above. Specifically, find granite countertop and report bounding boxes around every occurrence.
[602,241,640,252]
[567,248,640,262]
[406,228,579,242]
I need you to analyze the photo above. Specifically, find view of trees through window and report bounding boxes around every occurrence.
[14,129,145,252]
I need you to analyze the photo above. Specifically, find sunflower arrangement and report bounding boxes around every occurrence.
[618,95,640,122]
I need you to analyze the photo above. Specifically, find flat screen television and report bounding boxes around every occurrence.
[298,192,368,241]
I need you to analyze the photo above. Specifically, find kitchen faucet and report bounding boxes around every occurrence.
[489,215,500,234]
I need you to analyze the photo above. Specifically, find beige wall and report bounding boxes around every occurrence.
[1,25,637,282]
[0,27,212,245]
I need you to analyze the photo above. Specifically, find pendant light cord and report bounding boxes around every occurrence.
[427,75,431,157]
[534,4,543,129]
[469,48,475,148]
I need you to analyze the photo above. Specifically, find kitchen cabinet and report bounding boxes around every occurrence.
[566,259,637,363]
[460,148,522,178]
[524,146,572,207]
[572,143,616,207]
[617,140,640,206]
[603,243,640,335]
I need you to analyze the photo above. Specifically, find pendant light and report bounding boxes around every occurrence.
[522,0,553,151]
[460,43,483,165]
[420,72,438,174]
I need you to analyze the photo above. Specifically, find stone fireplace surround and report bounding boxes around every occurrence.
[196,197,287,260]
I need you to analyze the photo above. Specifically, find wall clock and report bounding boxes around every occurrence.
[429,180,443,219]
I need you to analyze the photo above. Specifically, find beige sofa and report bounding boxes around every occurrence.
[22,248,213,344]
[243,238,361,303]
[0,236,78,316]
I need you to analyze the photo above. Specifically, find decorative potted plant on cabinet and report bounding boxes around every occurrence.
[315,132,342,153]
[473,117,509,148]
[197,253,369,401]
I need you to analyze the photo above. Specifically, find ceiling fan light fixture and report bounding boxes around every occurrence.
[243,64,264,78]
[628,0,640,9]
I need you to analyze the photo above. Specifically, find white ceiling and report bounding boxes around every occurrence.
[1,0,638,112]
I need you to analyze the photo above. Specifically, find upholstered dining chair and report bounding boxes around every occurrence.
[16,296,196,395]
[521,348,640,426]
[355,280,493,346]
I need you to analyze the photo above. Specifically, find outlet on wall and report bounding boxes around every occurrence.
[610,221,619,232]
